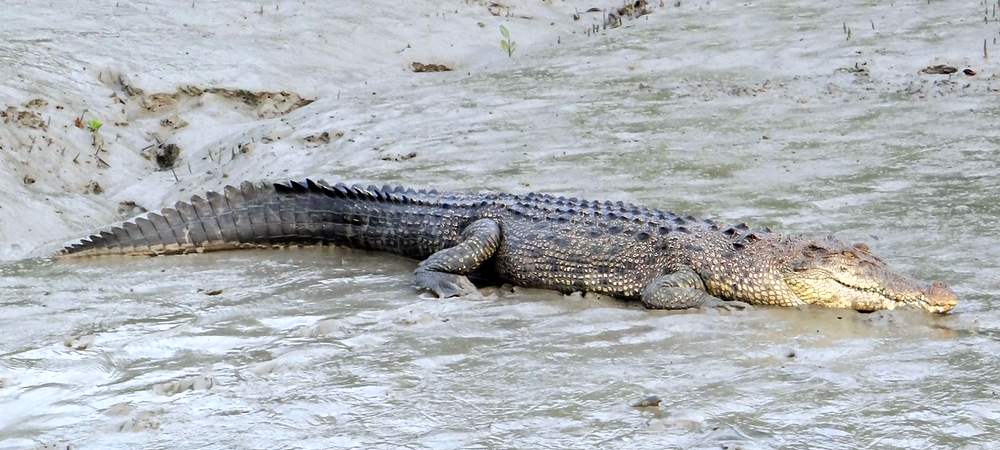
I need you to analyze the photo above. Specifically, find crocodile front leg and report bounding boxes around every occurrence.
[414,219,501,298]
[641,266,750,310]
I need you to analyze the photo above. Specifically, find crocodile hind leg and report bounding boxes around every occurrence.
[641,267,750,311]
[414,219,501,298]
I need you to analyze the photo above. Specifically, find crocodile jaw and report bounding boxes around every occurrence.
[783,269,957,313]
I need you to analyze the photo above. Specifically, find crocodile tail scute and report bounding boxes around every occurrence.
[58,178,471,259]
[59,180,305,257]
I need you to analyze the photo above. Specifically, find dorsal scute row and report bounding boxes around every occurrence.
[276,179,403,203]
[718,222,775,251]
[62,179,780,256]
[274,179,499,210]
[502,191,778,250]
[506,191,714,230]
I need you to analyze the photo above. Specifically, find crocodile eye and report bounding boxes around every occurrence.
[803,244,827,258]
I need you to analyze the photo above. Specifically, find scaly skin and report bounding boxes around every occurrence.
[59,179,959,313]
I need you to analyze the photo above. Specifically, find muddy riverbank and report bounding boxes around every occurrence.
[2,1,998,448]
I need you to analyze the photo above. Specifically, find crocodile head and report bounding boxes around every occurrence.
[780,238,957,313]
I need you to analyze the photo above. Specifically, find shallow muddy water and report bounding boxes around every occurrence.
[3,246,998,449]
[2,0,1000,449]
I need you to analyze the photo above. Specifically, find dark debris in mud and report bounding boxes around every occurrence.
[411,62,453,73]
[303,130,343,146]
[606,0,651,28]
[838,61,870,77]
[153,143,181,170]
[32,443,75,450]
[380,151,418,162]
[631,395,662,408]
[83,181,104,195]
[575,0,654,30]
[920,64,958,75]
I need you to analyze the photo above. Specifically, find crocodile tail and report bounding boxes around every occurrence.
[58,179,431,258]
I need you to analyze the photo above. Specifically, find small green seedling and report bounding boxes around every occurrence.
[500,25,516,58]
[86,119,103,132]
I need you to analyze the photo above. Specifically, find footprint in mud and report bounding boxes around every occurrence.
[302,130,344,147]
[63,334,96,350]
[103,402,162,432]
[116,412,162,432]
[31,443,75,450]
[159,114,188,130]
[152,375,215,395]
[117,200,148,217]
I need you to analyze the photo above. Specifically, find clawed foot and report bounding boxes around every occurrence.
[702,298,752,311]
[415,271,480,298]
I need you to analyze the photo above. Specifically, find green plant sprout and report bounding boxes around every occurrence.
[500,25,516,58]
[86,119,103,132]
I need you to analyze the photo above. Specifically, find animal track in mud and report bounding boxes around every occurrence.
[138,86,314,119]
[1,106,47,130]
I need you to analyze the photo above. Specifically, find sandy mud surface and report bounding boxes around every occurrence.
[1,0,999,449]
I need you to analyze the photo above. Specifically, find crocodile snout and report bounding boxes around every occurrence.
[925,281,958,313]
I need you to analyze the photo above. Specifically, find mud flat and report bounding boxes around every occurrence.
[1,1,999,449]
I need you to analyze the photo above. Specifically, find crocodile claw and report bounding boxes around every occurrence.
[702,298,752,311]
[415,271,480,298]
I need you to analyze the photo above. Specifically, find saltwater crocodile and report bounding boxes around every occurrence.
[60,179,958,313]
